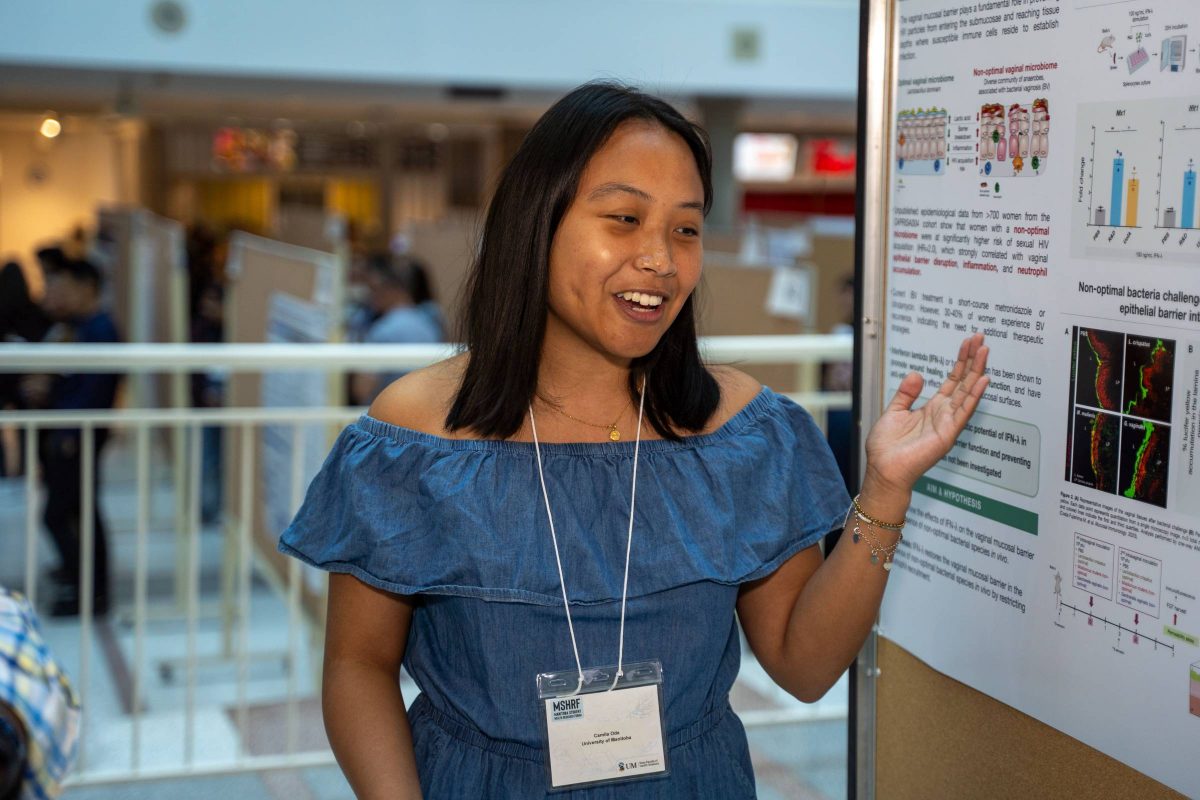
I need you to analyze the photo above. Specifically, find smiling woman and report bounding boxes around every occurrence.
[278,81,989,800]
[446,84,720,442]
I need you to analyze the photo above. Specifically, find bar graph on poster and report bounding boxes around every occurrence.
[1072,98,1200,262]
[879,0,1199,795]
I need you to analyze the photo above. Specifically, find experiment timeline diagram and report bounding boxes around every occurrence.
[1065,325,1174,508]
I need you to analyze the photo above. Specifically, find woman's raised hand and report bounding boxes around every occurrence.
[863,333,990,496]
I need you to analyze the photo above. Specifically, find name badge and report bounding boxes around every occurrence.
[537,660,669,791]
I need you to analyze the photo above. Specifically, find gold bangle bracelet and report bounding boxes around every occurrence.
[851,494,906,530]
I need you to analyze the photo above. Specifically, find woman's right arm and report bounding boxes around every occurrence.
[323,572,422,799]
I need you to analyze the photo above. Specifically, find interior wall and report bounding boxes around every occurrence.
[0,116,135,293]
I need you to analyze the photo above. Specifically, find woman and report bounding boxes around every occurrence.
[280,83,988,798]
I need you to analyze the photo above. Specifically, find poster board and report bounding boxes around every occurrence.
[224,232,340,620]
[875,638,1182,798]
[696,255,813,393]
[97,207,188,408]
[855,0,1199,796]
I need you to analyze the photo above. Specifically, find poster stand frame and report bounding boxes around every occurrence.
[852,2,1189,797]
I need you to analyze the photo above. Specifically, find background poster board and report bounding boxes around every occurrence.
[97,207,188,409]
[858,0,1200,796]
[260,292,334,597]
[224,232,339,619]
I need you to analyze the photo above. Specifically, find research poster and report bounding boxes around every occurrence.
[877,0,1200,793]
[262,292,333,594]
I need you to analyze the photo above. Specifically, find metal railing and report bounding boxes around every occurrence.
[0,337,852,786]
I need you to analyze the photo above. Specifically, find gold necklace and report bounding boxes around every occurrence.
[536,394,627,441]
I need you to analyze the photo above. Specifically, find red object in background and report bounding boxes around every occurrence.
[742,191,856,216]
[810,138,857,175]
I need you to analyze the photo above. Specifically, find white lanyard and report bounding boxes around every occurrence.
[528,378,647,695]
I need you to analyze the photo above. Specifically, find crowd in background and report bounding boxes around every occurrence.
[0,243,120,619]
[0,221,449,618]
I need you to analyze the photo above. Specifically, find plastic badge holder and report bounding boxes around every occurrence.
[537,659,670,792]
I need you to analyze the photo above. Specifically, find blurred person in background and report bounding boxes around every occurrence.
[186,224,229,523]
[33,248,66,295]
[343,220,379,344]
[191,282,226,524]
[0,261,52,478]
[20,259,121,617]
[349,253,444,405]
[344,255,378,345]
[0,587,81,800]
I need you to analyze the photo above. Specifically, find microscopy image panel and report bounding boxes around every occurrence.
[1074,327,1125,411]
[1071,408,1121,494]
[1065,327,1081,481]
[1119,418,1169,508]
[1122,335,1175,423]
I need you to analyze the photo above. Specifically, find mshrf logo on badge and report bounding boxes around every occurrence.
[551,697,583,721]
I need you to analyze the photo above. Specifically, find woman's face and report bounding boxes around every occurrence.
[546,121,705,363]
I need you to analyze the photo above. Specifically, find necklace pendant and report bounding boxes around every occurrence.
[609,427,621,442]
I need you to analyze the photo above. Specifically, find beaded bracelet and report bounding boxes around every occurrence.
[846,494,905,571]
[851,494,906,531]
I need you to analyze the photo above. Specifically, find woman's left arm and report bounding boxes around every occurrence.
[737,334,989,702]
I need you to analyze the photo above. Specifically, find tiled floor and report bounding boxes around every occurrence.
[0,428,847,799]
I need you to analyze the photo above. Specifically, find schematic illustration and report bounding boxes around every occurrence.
[978,100,1049,178]
[1081,3,1195,81]
[1161,34,1187,72]
[1051,548,1199,728]
[896,108,949,176]
[1054,535,1180,654]
[1064,327,1176,508]
[1127,46,1150,73]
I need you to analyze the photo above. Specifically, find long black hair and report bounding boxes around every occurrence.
[445,82,720,440]
[0,261,49,343]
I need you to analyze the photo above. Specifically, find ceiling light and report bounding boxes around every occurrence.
[39,115,62,139]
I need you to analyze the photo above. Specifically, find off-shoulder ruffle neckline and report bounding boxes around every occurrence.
[353,386,776,456]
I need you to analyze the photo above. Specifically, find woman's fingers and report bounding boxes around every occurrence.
[936,335,976,397]
[950,341,989,408]
[889,335,988,422]
[953,374,991,423]
[886,371,926,413]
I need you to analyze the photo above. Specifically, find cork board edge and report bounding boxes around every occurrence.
[876,637,1186,800]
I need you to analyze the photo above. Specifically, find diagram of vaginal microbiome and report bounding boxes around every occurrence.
[1122,335,1174,423]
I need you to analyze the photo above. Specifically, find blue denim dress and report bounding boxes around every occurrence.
[279,387,850,799]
